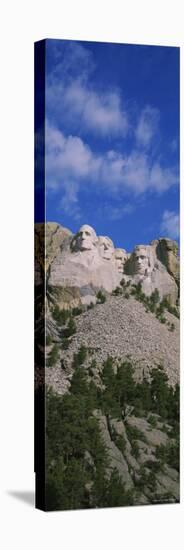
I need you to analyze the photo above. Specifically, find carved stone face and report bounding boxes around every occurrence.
[133,246,150,275]
[98,236,114,260]
[72,224,97,251]
[114,248,127,272]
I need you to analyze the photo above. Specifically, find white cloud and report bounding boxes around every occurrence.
[46,122,100,187]
[47,43,129,138]
[59,182,81,221]
[49,42,95,84]
[64,82,129,136]
[160,210,179,239]
[150,163,178,193]
[135,105,160,148]
[45,122,178,216]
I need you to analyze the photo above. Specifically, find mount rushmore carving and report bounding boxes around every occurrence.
[40,222,179,307]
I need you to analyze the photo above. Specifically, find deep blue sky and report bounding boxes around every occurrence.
[45,39,179,252]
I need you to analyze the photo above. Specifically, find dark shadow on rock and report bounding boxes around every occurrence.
[7,491,35,507]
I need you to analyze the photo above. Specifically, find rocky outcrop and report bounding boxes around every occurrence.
[46,223,179,307]
[94,411,134,490]
[151,238,180,287]
[35,222,179,307]
[35,222,72,283]
[124,243,178,305]
[45,222,72,271]
[49,225,122,300]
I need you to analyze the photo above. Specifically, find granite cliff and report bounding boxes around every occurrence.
[35,222,180,508]
[35,222,179,307]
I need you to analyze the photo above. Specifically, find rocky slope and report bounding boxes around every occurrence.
[46,294,179,393]
[35,222,180,508]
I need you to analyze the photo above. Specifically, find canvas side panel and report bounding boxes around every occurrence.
[34,39,46,511]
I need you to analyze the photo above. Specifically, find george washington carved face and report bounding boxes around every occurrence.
[71,225,98,252]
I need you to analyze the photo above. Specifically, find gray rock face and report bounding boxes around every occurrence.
[151,238,180,287]
[124,243,178,305]
[94,411,134,489]
[47,223,179,306]
[35,222,72,285]
[49,224,122,300]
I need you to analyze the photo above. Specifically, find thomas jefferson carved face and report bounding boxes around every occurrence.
[72,225,97,251]
[114,248,127,272]
[133,246,150,275]
[98,236,114,260]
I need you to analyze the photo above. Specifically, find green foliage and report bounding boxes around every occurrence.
[134,376,152,415]
[61,338,70,350]
[64,317,77,338]
[47,344,59,367]
[101,357,119,417]
[72,345,88,367]
[167,383,180,429]
[156,439,179,472]
[91,469,134,508]
[134,464,157,492]
[131,440,140,459]
[72,307,83,316]
[46,372,108,511]
[135,281,142,295]
[148,414,158,428]
[125,423,146,444]
[143,459,161,473]
[157,297,176,320]
[158,298,179,319]
[150,289,160,306]
[52,305,70,326]
[101,359,138,419]
[102,356,115,387]
[115,434,127,454]
[150,367,170,418]
[46,350,179,510]
[46,334,52,346]
[97,290,106,303]
[160,316,166,324]
[70,366,90,396]
[116,361,136,412]
[87,302,95,310]
[129,284,179,326]
[112,287,123,296]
